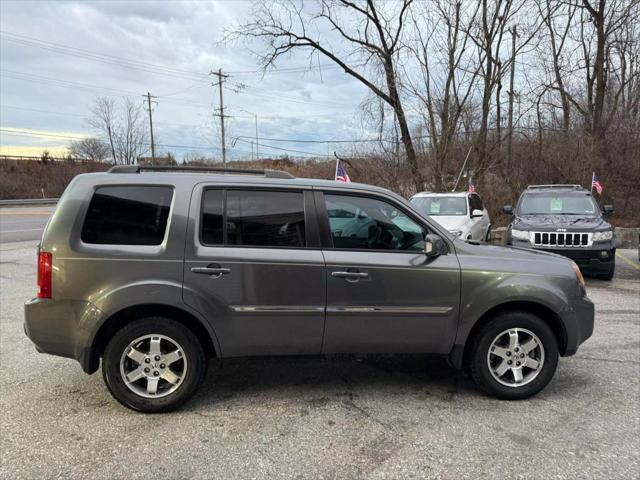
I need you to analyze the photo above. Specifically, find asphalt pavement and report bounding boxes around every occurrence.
[0,239,638,479]
[0,206,54,243]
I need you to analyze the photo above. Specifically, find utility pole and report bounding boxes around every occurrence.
[211,69,229,165]
[507,25,518,169]
[143,92,157,164]
[254,112,259,161]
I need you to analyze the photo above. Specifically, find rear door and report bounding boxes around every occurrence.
[183,185,326,357]
[317,190,461,355]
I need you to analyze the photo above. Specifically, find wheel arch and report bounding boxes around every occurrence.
[450,300,568,369]
[83,303,218,374]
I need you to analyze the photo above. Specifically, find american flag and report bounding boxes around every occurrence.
[335,160,351,182]
[591,172,603,195]
[468,179,476,193]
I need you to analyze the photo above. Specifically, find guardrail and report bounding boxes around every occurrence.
[0,198,59,207]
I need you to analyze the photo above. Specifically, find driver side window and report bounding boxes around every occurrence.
[324,194,425,251]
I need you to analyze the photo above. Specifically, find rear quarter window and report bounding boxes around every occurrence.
[81,185,173,245]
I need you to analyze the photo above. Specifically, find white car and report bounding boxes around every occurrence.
[410,191,492,241]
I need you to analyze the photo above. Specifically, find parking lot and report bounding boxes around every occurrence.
[1,240,638,479]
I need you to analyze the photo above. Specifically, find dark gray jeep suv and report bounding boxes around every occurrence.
[503,185,615,280]
[24,166,594,412]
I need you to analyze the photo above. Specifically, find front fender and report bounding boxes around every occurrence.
[454,271,573,347]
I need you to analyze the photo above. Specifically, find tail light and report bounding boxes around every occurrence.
[37,251,52,299]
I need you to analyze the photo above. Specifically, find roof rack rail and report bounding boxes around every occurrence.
[526,184,583,190]
[107,165,295,179]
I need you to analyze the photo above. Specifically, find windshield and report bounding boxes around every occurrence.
[411,196,468,216]
[518,194,599,215]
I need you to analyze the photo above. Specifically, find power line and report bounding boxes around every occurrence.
[0,105,86,117]
[1,68,348,113]
[235,135,392,144]
[0,31,210,81]
[230,81,347,108]
[0,30,345,80]
[234,137,332,157]
[1,128,330,158]
[1,69,141,96]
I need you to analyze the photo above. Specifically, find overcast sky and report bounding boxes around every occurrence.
[0,0,373,160]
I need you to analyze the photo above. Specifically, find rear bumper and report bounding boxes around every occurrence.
[24,298,102,373]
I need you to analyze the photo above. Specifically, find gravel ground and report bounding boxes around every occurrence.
[1,241,638,480]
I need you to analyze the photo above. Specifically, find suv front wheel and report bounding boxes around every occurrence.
[468,312,559,399]
[102,317,207,412]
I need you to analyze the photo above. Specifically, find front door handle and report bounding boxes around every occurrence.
[331,271,369,280]
[191,265,231,278]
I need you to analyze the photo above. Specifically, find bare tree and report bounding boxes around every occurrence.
[407,0,482,190]
[115,97,148,165]
[68,138,111,162]
[87,97,118,163]
[538,0,639,138]
[538,0,576,131]
[233,0,422,187]
[87,96,148,165]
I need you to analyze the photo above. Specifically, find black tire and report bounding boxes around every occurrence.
[599,263,615,281]
[468,311,559,400]
[102,317,207,413]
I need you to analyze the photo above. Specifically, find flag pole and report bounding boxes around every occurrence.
[334,156,340,181]
[590,172,594,194]
[452,146,473,192]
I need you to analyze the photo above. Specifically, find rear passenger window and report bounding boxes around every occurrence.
[201,189,224,245]
[226,190,305,247]
[81,186,173,245]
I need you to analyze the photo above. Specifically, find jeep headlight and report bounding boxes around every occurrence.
[449,229,463,237]
[593,230,613,242]
[511,229,530,241]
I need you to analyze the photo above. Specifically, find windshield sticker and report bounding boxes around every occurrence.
[430,201,441,214]
[550,198,563,212]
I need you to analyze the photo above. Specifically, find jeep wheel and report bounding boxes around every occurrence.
[468,312,558,400]
[102,317,206,413]
[599,263,615,281]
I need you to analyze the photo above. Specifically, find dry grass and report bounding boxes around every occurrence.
[1,154,637,227]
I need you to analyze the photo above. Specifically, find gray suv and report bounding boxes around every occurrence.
[503,185,615,280]
[24,166,595,412]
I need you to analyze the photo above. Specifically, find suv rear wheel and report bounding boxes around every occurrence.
[102,317,206,412]
[468,312,558,399]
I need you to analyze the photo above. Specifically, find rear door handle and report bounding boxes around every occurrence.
[191,265,231,278]
[331,271,369,280]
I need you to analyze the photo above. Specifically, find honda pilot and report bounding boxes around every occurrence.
[24,166,595,412]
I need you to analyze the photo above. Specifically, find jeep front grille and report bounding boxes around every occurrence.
[531,232,592,247]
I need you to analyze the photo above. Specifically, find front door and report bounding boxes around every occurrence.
[318,192,461,355]
[183,186,326,357]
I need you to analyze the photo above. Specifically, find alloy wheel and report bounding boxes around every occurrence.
[119,334,188,398]
[486,328,545,387]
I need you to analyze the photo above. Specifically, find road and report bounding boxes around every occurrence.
[0,238,638,479]
[0,206,53,243]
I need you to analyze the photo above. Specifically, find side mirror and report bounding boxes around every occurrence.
[603,204,614,215]
[502,205,513,215]
[471,209,484,218]
[424,234,446,257]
